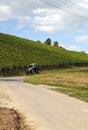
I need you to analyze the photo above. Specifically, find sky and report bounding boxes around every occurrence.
[0,0,88,53]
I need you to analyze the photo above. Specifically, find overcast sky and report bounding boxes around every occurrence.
[0,0,88,53]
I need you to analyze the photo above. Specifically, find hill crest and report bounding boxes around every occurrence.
[0,32,88,70]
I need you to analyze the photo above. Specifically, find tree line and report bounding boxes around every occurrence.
[37,38,61,48]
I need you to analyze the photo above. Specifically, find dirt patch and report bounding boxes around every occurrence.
[0,107,30,130]
[0,85,31,130]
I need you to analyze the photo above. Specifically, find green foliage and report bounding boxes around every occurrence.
[53,41,59,47]
[0,32,88,75]
[44,38,51,45]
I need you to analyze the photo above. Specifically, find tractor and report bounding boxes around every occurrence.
[26,63,40,74]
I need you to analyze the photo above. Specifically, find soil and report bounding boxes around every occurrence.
[0,107,30,130]
[0,85,30,130]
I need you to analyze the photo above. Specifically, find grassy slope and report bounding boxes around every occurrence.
[0,32,88,68]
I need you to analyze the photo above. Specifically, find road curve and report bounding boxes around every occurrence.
[0,77,88,130]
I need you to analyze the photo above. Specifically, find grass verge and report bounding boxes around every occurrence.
[24,67,88,102]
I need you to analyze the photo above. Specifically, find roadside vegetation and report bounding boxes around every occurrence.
[0,33,88,101]
[0,32,88,76]
[24,67,88,102]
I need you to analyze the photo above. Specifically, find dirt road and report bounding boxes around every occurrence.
[0,77,88,130]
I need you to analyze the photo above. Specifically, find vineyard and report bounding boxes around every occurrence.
[0,32,88,75]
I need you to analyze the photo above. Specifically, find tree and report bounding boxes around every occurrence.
[81,51,86,54]
[44,38,51,45]
[53,41,59,47]
[37,40,41,43]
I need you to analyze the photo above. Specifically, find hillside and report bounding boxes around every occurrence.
[0,32,88,75]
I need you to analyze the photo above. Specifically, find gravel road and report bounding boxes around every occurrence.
[0,77,88,130]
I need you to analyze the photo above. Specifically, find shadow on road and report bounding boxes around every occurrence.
[0,77,24,82]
